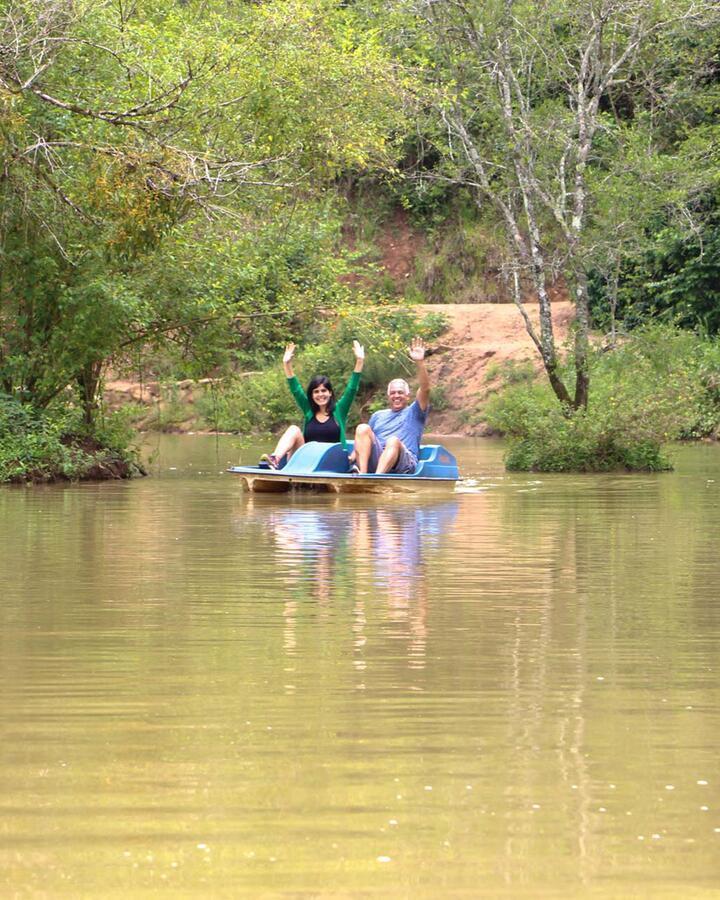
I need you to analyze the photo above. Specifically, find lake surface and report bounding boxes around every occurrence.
[2,436,719,897]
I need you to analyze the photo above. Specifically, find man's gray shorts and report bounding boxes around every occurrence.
[368,434,418,474]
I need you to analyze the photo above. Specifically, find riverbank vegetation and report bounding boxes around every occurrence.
[1,0,719,480]
[485,326,720,471]
[192,307,449,436]
[0,397,141,483]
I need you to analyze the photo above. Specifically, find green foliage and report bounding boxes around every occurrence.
[195,370,297,435]
[195,354,347,435]
[0,0,405,427]
[485,359,536,388]
[485,325,720,472]
[138,382,195,433]
[429,384,449,412]
[366,390,392,415]
[590,204,720,334]
[0,397,138,483]
[92,406,140,455]
[195,305,449,433]
[408,202,510,304]
[489,387,674,472]
[116,210,356,384]
[4,0,717,472]
[360,0,720,409]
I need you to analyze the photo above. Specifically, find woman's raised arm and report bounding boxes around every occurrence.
[352,340,365,373]
[282,342,296,378]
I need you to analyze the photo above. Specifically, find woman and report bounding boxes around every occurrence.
[260,339,364,469]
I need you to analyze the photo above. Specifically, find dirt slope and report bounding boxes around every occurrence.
[421,301,574,435]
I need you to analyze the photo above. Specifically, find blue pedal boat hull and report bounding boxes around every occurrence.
[228,442,459,494]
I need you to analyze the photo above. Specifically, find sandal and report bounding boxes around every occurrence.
[259,453,280,470]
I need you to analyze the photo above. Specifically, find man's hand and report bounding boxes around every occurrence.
[408,336,426,362]
[409,336,430,411]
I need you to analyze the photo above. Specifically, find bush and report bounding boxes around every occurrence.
[678,338,720,438]
[491,394,674,472]
[485,358,536,387]
[93,405,142,452]
[331,306,448,392]
[589,207,720,336]
[195,369,298,434]
[485,324,720,472]
[430,383,450,411]
[0,397,139,482]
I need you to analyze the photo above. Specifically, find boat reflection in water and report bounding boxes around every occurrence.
[241,497,459,666]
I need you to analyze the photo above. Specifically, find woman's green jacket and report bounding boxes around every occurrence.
[286,371,361,449]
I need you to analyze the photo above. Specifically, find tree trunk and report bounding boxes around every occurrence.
[572,271,591,409]
[78,361,103,428]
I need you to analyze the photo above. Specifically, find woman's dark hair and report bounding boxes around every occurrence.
[306,375,335,415]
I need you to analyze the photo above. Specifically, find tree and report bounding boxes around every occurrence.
[0,0,403,422]
[379,0,719,408]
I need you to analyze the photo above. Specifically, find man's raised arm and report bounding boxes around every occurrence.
[409,337,430,411]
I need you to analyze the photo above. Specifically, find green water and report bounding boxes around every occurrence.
[1,437,719,897]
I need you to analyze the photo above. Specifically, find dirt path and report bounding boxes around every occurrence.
[421,301,574,435]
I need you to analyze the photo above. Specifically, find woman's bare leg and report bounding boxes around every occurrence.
[272,425,304,462]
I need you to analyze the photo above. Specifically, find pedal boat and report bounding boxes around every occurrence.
[228,441,459,494]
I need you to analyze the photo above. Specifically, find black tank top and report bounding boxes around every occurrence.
[304,415,340,443]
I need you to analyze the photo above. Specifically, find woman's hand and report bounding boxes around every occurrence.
[353,340,365,372]
[283,342,296,377]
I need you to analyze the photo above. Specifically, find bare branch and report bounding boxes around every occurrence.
[20,157,98,224]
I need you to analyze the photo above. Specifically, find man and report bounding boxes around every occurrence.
[350,337,430,475]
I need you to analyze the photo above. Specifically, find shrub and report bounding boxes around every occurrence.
[94,405,144,452]
[430,383,449,411]
[494,399,674,472]
[331,306,448,392]
[679,338,720,438]
[195,369,297,434]
[0,396,139,482]
[485,324,720,472]
[141,381,195,432]
[485,358,536,387]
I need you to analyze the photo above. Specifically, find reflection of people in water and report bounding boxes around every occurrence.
[259,501,458,595]
[260,505,353,605]
[256,500,459,665]
[356,503,458,666]
[353,503,457,601]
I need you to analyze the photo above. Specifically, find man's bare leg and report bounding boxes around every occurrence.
[376,436,402,474]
